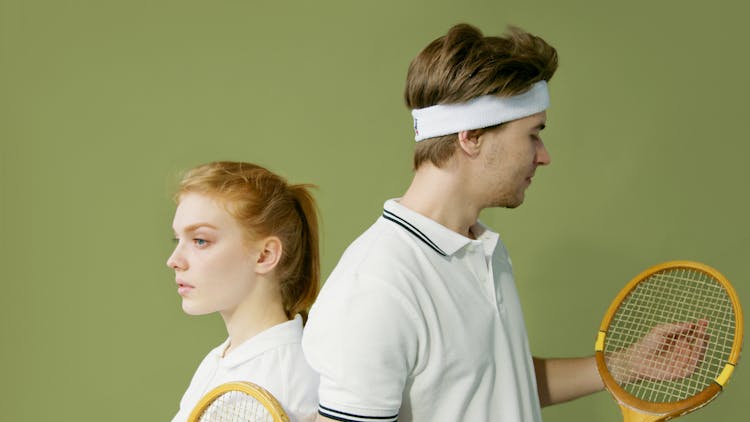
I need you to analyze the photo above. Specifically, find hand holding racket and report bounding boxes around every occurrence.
[595,261,743,421]
[606,319,710,384]
[188,381,290,422]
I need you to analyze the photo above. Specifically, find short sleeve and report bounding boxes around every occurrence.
[302,272,419,421]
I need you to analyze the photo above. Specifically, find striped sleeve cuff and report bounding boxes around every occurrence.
[319,405,398,422]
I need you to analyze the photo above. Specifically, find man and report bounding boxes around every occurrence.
[302,23,703,421]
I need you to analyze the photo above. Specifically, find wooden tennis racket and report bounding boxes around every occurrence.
[188,381,290,422]
[595,261,743,421]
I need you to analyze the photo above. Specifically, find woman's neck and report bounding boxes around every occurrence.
[220,282,288,357]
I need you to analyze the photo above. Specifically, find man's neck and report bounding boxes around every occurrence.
[399,163,482,239]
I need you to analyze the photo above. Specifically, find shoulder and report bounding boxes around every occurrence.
[172,340,229,420]
[346,216,421,258]
[228,322,319,420]
[302,218,426,366]
[327,217,428,289]
[254,340,319,396]
[307,214,437,337]
[191,340,228,378]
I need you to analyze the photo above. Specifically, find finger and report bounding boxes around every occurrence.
[693,319,709,337]
[654,320,696,338]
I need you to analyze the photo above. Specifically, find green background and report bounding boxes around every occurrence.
[1,0,748,420]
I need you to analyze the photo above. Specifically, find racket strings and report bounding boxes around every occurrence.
[604,268,736,403]
[198,390,275,422]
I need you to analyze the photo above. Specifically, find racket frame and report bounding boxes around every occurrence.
[187,381,290,422]
[594,260,743,420]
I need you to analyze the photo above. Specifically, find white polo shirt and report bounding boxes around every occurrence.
[171,315,319,422]
[302,199,541,422]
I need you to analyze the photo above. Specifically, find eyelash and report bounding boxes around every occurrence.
[193,238,209,248]
[171,236,211,248]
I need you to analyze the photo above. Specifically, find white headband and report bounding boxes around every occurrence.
[411,80,550,142]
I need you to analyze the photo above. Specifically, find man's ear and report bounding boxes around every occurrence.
[457,129,483,158]
[255,236,282,275]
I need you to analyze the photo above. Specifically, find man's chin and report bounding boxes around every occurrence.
[494,196,525,209]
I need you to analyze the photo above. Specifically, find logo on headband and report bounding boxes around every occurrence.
[413,117,419,136]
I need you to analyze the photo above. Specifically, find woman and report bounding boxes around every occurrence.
[167,161,319,422]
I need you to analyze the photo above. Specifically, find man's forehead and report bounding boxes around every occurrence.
[509,111,546,129]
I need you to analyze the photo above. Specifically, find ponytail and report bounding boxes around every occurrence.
[176,161,321,322]
[283,184,320,323]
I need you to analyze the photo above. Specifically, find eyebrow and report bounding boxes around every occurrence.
[174,223,219,234]
[536,123,546,131]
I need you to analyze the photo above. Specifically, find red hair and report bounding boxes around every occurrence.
[176,161,320,322]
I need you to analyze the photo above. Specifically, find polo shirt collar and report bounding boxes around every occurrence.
[382,199,498,257]
[214,314,304,369]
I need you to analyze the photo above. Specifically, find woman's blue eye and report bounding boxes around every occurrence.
[194,239,208,247]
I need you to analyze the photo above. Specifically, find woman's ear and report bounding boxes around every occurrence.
[255,236,282,275]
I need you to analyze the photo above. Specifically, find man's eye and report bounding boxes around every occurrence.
[194,239,209,247]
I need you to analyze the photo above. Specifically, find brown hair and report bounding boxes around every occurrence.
[405,23,558,169]
[175,161,320,322]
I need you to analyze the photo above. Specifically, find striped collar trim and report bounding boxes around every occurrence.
[382,208,447,256]
[382,199,492,257]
